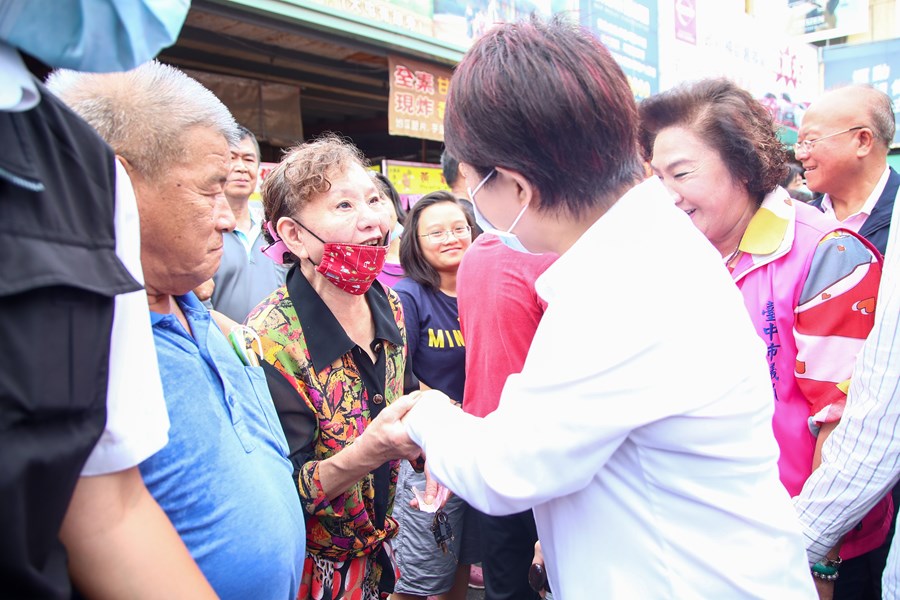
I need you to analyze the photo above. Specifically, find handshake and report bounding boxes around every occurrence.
[362,388,458,508]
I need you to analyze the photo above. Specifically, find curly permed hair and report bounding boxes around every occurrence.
[261,133,368,263]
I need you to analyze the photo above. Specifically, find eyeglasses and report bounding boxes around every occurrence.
[793,126,865,154]
[419,225,472,244]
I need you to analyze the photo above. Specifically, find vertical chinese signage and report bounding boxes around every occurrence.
[674,0,696,45]
[580,0,659,100]
[388,55,453,141]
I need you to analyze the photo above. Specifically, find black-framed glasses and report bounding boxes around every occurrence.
[793,126,865,154]
[419,225,472,244]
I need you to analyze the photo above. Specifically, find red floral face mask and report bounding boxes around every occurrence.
[263,219,387,295]
[315,239,387,295]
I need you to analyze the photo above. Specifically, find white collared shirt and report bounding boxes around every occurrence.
[819,165,891,232]
[406,177,815,599]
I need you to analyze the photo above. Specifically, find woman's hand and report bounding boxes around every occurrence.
[409,461,452,511]
[317,393,424,500]
[358,393,423,464]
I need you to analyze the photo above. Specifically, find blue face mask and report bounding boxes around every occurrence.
[468,169,532,253]
[0,0,189,72]
[389,221,405,243]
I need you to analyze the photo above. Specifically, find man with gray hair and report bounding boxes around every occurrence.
[797,84,897,255]
[0,1,219,597]
[49,62,306,599]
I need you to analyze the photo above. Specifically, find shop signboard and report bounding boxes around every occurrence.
[306,0,434,37]
[674,0,696,45]
[785,0,869,43]
[388,55,453,141]
[432,0,552,46]
[382,159,446,208]
[661,0,818,104]
[823,39,900,148]
[580,0,659,100]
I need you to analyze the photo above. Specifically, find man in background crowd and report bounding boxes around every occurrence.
[799,84,897,255]
[206,125,288,322]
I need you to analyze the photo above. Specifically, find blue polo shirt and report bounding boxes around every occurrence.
[141,292,305,599]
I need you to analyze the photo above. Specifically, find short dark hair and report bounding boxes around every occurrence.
[372,172,406,226]
[441,150,460,189]
[444,15,643,217]
[236,124,261,159]
[400,190,475,290]
[638,78,788,205]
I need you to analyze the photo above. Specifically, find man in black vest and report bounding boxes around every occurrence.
[798,84,897,256]
[0,2,216,598]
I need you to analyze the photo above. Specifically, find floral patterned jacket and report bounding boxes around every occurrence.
[247,268,407,561]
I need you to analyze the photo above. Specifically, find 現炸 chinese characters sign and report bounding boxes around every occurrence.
[388,55,453,141]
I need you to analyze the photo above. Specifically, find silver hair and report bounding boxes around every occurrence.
[863,85,897,148]
[47,61,238,179]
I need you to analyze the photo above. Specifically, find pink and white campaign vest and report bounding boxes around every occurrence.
[730,188,890,559]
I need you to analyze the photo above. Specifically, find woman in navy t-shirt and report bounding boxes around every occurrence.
[392,191,480,600]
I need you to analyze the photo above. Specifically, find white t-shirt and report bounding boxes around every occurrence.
[406,177,816,599]
[80,160,169,475]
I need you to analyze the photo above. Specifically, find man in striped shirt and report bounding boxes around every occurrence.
[794,191,900,595]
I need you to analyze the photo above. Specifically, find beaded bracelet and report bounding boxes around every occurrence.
[811,557,842,582]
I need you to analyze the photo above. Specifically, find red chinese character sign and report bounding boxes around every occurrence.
[388,55,452,142]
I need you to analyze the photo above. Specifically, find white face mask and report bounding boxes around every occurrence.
[467,169,531,253]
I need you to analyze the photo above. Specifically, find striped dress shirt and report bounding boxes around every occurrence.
[794,188,900,594]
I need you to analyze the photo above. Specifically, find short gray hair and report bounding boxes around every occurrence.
[48,61,238,179]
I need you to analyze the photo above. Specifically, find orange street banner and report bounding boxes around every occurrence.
[388,55,452,142]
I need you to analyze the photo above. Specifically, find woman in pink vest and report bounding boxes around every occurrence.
[639,78,889,600]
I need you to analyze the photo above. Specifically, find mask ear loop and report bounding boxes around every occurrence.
[261,220,290,264]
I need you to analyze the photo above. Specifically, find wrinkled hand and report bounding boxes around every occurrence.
[360,394,423,465]
[193,278,215,301]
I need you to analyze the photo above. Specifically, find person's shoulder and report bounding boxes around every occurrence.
[246,286,293,332]
[814,228,879,262]
[391,276,422,295]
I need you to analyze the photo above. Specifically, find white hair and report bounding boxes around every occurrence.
[48,61,238,178]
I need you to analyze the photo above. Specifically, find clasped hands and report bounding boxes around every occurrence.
[363,388,457,510]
